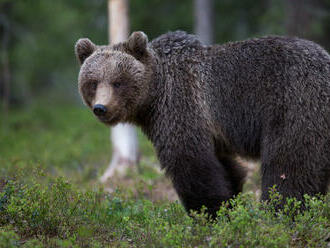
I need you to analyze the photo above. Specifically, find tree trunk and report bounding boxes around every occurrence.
[100,0,139,182]
[2,33,10,125]
[194,0,214,45]
[285,0,312,37]
[0,10,11,127]
[107,0,130,43]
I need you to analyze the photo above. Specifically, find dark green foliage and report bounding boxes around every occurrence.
[130,0,193,39]
[1,0,108,104]
[2,0,330,106]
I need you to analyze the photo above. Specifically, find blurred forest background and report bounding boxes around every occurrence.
[1,0,330,112]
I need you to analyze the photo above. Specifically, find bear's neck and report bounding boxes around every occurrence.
[135,47,212,150]
[134,52,165,132]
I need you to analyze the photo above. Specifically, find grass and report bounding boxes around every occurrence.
[0,102,329,247]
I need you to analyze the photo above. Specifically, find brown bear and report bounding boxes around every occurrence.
[75,31,330,217]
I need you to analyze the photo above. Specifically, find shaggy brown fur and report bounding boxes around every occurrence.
[75,31,330,217]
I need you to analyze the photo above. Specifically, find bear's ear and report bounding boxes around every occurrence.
[127,31,148,59]
[75,38,96,65]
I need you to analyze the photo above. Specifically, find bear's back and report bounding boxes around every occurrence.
[150,31,203,58]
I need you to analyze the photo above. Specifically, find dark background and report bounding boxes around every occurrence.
[1,0,330,109]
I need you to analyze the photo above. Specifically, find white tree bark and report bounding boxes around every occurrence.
[100,0,139,183]
[194,0,214,45]
[107,0,129,43]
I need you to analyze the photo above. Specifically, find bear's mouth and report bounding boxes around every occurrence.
[97,115,121,126]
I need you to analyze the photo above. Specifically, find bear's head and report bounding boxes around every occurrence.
[75,31,153,125]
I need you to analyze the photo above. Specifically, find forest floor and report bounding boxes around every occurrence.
[0,102,329,247]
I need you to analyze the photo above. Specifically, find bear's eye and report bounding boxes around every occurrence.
[113,82,121,88]
[90,81,98,91]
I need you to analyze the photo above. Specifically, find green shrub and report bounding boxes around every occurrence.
[0,230,20,247]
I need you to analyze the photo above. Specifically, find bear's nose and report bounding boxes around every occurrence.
[93,104,107,116]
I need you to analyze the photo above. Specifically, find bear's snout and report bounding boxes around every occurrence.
[93,104,107,116]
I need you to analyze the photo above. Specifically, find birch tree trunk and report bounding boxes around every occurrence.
[100,0,139,182]
[285,0,312,37]
[194,0,214,45]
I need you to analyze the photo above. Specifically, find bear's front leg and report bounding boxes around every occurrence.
[161,149,236,217]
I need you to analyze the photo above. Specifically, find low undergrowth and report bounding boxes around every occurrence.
[0,176,329,247]
[0,103,329,247]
